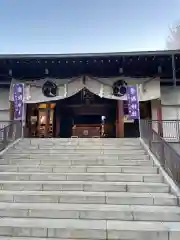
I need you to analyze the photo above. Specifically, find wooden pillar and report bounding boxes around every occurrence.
[156,100,163,136]
[56,114,60,137]
[116,100,124,138]
[46,104,50,137]
[9,101,14,120]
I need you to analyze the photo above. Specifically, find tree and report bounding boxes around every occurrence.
[167,23,180,49]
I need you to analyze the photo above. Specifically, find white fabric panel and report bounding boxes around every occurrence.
[85,77,102,96]
[86,76,127,100]
[67,78,83,98]
[9,77,160,103]
[59,85,66,98]
[102,84,126,100]
[90,76,155,86]
[86,77,160,101]
[10,77,84,103]
[103,84,113,98]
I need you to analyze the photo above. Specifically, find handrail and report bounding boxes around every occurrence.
[152,129,180,158]
[145,119,180,141]
[0,121,22,152]
[0,122,13,131]
[140,120,180,187]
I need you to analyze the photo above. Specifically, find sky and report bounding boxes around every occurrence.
[0,0,179,54]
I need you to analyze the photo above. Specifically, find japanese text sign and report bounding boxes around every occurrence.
[13,83,24,120]
[127,85,140,119]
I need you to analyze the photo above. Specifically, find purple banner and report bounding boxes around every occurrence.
[127,85,140,119]
[13,83,24,120]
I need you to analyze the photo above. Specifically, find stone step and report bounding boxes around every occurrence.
[0,202,180,221]
[20,138,141,144]
[10,149,146,154]
[0,181,169,192]
[0,218,178,239]
[13,142,143,148]
[107,220,179,240]
[0,165,158,174]
[0,172,163,183]
[13,145,144,150]
[1,156,152,163]
[5,153,148,159]
[0,238,103,240]
[2,159,153,166]
[20,138,140,142]
[0,191,177,206]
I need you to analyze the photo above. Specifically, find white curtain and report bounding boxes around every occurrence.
[66,77,84,98]
[10,77,84,103]
[85,76,126,100]
[9,76,160,103]
[85,76,102,96]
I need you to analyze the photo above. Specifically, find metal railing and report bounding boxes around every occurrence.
[0,121,12,129]
[0,121,22,152]
[149,120,180,142]
[140,120,180,187]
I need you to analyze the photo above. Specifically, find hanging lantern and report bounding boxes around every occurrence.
[45,68,49,75]
[9,69,12,76]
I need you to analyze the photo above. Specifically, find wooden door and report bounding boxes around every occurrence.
[38,103,55,138]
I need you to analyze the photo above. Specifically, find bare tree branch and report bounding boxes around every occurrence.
[167,22,180,50]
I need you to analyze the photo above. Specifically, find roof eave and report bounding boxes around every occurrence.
[0,49,179,59]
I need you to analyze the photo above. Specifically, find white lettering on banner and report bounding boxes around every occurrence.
[18,95,23,101]
[131,96,137,101]
[17,87,22,93]
[130,88,136,95]
[131,111,137,117]
[131,104,137,110]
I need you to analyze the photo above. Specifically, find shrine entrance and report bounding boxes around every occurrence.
[25,89,150,138]
[56,88,117,138]
[25,89,117,138]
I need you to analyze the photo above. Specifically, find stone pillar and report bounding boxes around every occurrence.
[116,100,124,138]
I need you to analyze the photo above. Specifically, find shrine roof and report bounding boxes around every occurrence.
[0,49,179,59]
[0,50,180,86]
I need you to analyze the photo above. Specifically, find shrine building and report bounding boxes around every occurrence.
[0,50,180,139]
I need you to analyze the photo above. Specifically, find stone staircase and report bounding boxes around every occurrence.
[0,138,179,240]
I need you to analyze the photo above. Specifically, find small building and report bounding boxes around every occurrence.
[0,50,180,139]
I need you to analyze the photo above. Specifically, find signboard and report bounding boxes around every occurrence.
[13,83,24,120]
[124,115,134,123]
[127,85,140,120]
